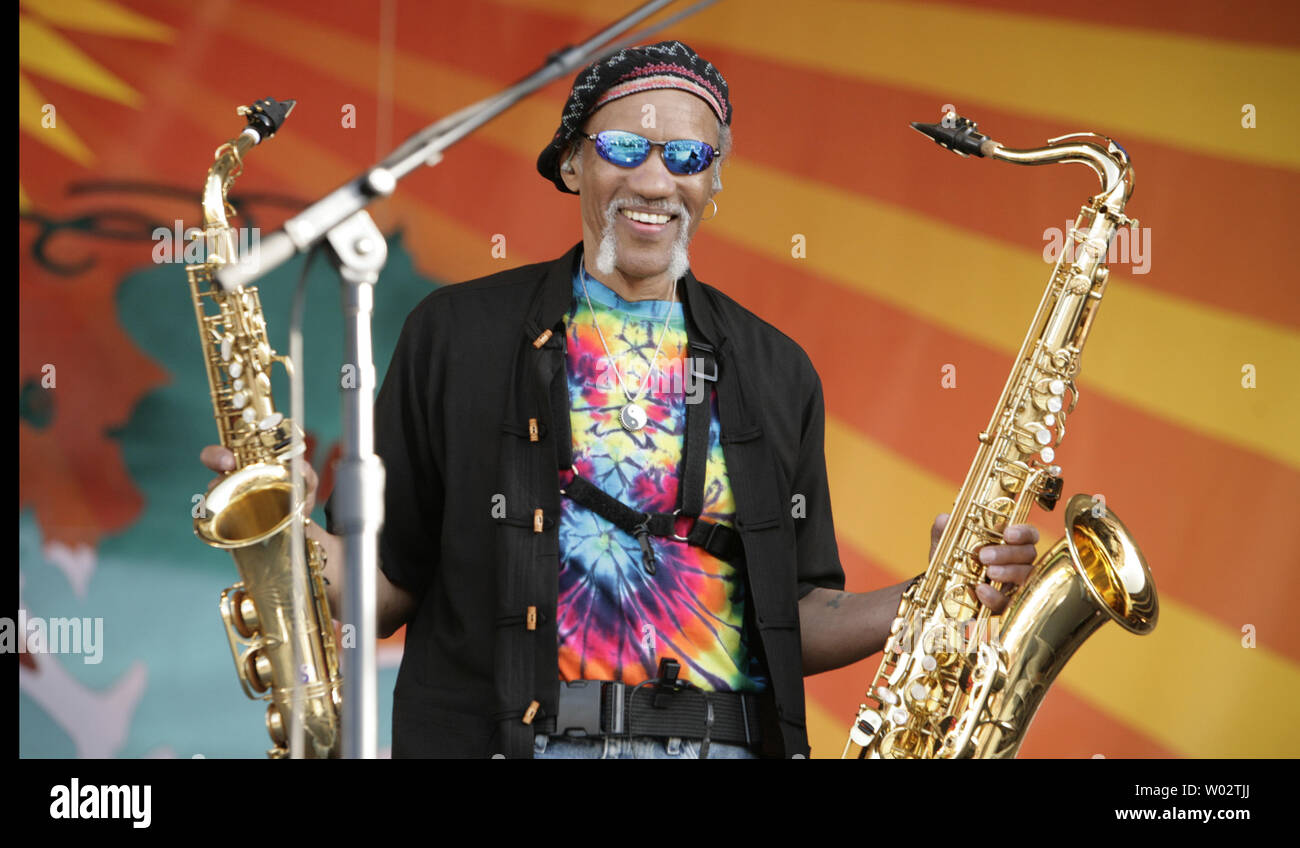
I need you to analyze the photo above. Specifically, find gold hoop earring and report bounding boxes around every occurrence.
[702,198,718,221]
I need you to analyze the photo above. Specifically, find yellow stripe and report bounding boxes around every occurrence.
[823,415,1300,757]
[717,158,1300,469]
[18,15,141,107]
[22,0,172,42]
[19,74,93,166]
[504,0,1300,170]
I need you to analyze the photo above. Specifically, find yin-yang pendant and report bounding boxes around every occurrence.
[619,402,648,431]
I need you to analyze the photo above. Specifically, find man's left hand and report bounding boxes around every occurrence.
[929,513,1039,614]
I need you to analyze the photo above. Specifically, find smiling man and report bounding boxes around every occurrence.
[201,40,1039,759]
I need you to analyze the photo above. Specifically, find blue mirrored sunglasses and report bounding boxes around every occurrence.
[585,130,716,176]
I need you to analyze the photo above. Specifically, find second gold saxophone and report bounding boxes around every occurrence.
[843,113,1158,759]
[188,98,342,758]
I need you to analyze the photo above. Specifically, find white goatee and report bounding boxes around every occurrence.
[595,200,693,289]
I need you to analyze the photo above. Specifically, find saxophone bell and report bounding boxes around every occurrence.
[960,495,1157,758]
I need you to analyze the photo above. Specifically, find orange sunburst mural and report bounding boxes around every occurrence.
[17,0,1300,760]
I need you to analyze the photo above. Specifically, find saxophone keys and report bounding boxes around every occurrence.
[1030,378,1067,414]
[849,709,883,747]
[941,585,980,621]
[230,587,260,637]
[266,703,287,751]
[1026,422,1053,446]
[982,496,1015,529]
[880,725,928,759]
[245,648,274,693]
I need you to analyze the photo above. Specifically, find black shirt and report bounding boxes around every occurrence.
[329,242,845,757]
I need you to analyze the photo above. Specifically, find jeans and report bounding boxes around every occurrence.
[534,734,758,759]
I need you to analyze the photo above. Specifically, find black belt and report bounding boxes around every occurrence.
[539,678,763,751]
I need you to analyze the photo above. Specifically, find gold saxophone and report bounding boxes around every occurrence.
[188,98,342,758]
[843,113,1159,759]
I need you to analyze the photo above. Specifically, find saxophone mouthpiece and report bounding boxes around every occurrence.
[241,97,296,141]
[911,112,999,158]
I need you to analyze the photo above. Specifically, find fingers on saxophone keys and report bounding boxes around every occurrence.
[979,544,1037,565]
[200,445,235,472]
[975,584,1009,614]
[1003,523,1038,545]
[984,564,1033,586]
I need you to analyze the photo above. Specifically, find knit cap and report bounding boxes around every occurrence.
[537,40,730,193]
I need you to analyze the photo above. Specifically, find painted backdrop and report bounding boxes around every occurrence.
[18,0,1300,758]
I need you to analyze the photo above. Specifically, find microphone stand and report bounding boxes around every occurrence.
[216,0,721,760]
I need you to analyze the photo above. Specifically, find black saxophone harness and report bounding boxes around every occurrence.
[555,339,743,575]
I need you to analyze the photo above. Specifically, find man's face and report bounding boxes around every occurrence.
[560,88,720,286]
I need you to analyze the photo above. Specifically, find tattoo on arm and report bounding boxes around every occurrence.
[826,592,846,609]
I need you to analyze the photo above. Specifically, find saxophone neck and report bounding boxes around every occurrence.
[992,135,1135,218]
[201,98,297,267]
[911,112,1136,219]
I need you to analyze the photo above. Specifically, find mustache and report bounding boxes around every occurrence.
[603,197,688,218]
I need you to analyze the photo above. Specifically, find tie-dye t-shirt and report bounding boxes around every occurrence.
[556,262,765,693]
